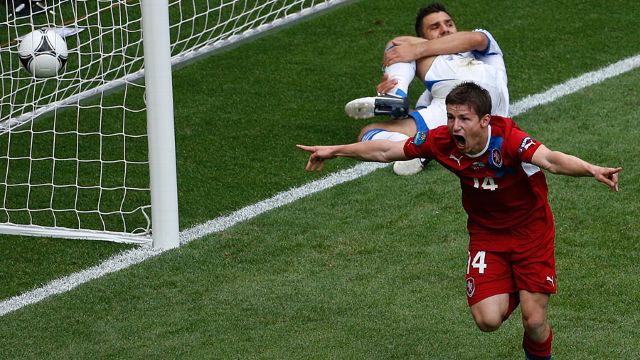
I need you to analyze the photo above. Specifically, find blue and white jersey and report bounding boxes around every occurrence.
[463,29,507,77]
[411,29,509,132]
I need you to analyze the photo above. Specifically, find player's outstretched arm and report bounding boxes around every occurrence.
[531,145,623,191]
[296,140,407,172]
[384,31,488,66]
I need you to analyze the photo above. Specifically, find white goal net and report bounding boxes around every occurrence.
[0,0,348,246]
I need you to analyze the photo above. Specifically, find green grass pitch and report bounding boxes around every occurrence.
[1,0,639,358]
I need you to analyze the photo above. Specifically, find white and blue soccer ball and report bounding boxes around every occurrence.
[18,29,68,78]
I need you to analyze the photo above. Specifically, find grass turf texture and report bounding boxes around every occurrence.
[1,0,640,358]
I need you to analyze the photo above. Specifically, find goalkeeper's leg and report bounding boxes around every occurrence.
[357,116,429,176]
[345,41,416,120]
[357,117,415,142]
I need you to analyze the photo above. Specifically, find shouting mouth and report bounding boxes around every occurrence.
[453,134,466,149]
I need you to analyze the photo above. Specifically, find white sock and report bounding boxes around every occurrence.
[384,57,415,98]
[361,129,409,142]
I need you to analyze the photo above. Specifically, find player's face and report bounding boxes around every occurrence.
[447,104,490,155]
[420,11,457,40]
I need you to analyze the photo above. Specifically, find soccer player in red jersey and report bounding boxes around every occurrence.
[297,82,622,359]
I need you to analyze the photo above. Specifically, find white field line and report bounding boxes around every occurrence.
[1,54,640,317]
[0,162,388,316]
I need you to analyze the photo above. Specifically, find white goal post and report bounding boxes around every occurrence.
[0,0,350,248]
[140,0,179,249]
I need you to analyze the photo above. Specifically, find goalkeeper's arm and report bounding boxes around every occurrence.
[296,140,407,172]
[384,31,488,65]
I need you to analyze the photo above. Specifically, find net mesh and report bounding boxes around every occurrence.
[0,0,345,244]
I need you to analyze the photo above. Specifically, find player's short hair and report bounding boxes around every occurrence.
[446,82,492,118]
[415,2,451,37]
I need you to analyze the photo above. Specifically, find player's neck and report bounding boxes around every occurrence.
[464,125,491,158]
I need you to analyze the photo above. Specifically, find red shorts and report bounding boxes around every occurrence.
[465,239,557,306]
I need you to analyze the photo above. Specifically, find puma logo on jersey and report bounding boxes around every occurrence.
[519,137,535,153]
[449,154,463,167]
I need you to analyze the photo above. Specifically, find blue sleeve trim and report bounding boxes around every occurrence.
[472,29,492,56]
[409,111,430,146]
[409,110,429,133]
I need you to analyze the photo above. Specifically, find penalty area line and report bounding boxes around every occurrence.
[1,53,640,317]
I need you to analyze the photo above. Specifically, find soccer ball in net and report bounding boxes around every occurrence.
[18,29,68,78]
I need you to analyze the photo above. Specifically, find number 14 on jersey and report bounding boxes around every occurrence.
[473,177,498,191]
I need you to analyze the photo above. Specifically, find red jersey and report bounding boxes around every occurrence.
[404,116,555,251]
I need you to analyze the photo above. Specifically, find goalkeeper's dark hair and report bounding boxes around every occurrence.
[415,2,451,37]
[446,82,492,118]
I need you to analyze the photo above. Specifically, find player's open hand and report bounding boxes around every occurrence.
[594,166,623,192]
[296,144,335,172]
[383,36,426,66]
